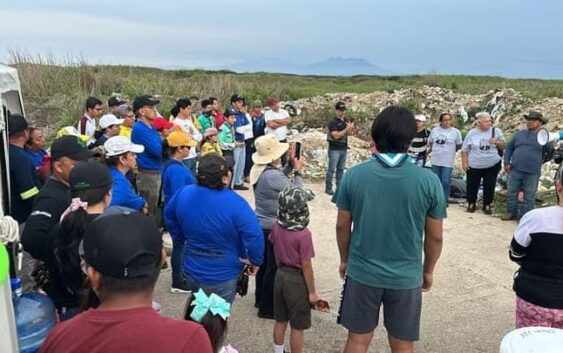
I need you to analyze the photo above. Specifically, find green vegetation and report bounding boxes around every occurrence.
[8,51,563,135]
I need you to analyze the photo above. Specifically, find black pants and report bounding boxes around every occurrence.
[280,139,288,167]
[244,139,254,177]
[466,161,501,205]
[255,228,277,319]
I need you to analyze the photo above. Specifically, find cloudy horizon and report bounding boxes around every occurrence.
[1,0,562,79]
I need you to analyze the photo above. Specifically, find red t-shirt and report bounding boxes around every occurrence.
[39,307,213,353]
[213,111,224,129]
[269,222,315,268]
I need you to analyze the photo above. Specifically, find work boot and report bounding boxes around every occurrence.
[501,213,516,221]
[233,184,249,191]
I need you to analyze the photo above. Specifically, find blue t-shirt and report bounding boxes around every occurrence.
[335,156,447,289]
[24,149,48,168]
[162,160,196,203]
[164,184,264,284]
[504,129,547,174]
[109,167,145,210]
[131,122,162,171]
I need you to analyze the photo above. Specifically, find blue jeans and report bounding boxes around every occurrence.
[432,165,453,200]
[325,149,347,191]
[233,145,246,186]
[171,237,185,286]
[506,169,540,217]
[182,157,197,176]
[184,273,238,304]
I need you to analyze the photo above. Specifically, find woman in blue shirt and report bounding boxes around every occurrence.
[103,136,147,213]
[161,130,198,293]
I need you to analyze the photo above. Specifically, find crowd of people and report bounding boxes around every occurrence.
[4,91,562,353]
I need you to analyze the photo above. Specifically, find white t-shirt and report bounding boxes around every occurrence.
[461,127,504,169]
[264,109,290,141]
[173,117,202,159]
[429,126,462,167]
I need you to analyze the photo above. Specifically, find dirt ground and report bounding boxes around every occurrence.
[154,182,519,353]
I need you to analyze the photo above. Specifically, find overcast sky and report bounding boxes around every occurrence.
[1,0,562,78]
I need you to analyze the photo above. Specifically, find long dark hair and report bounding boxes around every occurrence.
[184,296,228,353]
[54,186,111,297]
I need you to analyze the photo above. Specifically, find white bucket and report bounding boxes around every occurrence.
[500,327,563,353]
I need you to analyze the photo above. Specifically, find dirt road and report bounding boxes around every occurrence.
[155,182,519,353]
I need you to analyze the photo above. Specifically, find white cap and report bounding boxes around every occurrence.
[99,114,125,129]
[415,114,427,122]
[104,136,145,157]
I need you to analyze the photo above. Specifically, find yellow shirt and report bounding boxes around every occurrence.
[120,125,132,139]
[201,141,222,156]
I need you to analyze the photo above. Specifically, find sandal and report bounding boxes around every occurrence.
[466,203,476,213]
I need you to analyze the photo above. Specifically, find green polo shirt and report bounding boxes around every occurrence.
[335,157,447,289]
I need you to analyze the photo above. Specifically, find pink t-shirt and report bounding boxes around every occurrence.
[269,222,315,268]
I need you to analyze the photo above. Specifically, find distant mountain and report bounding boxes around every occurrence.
[226,57,392,76]
[305,57,391,76]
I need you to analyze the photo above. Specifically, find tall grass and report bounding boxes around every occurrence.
[8,50,563,137]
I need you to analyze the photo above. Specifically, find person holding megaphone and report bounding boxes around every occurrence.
[502,111,554,221]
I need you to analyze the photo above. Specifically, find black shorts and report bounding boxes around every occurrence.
[338,276,422,341]
[274,266,311,330]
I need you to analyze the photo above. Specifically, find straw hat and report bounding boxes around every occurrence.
[250,134,289,185]
[252,134,289,165]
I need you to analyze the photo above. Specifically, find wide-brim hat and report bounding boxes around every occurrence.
[252,134,289,165]
[524,111,548,124]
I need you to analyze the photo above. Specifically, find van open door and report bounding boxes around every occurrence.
[0,63,25,353]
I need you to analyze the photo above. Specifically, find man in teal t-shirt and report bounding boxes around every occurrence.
[335,106,446,353]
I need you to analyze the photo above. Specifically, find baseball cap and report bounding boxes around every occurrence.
[224,107,238,117]
[152,117,175,131]
[99,114,125,129]
[335,101,347,111]
[82,210,163,278]
[104,136,145,157]
[108,96,126,108]
[198,153,234,185]
[415,114,427,122]
[132,95,160,113]
[51,135,93,161]
[230,94,244,103]
[69,161,113,192]
[166,130,198,148]
[8,114,29,136]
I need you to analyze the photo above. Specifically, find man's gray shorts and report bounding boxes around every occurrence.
[337,276,422,341]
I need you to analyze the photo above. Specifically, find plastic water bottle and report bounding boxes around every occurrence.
[10,278,57,353]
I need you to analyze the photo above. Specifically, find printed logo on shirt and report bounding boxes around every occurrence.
[435,135,447,145]
[479,139,491,151]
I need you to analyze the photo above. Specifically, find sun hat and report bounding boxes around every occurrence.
[104,136,145,157]
[249,134,289,185]
[523,111,548,124]
[252,134,289,165]
[414,114,427,122]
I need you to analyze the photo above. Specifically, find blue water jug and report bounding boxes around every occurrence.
[10,278,57,353]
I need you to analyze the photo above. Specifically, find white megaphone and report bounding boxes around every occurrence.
[537,128,563,146]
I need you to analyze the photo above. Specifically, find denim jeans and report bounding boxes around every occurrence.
[184,273,238,304]
[182,157,197,176]
[325,149,347,192]
[506,169,540,217]
[233,145,246,186]
[432,165,453,200]
[171,237,185,286]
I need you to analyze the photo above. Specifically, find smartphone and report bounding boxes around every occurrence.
[295,141,302,160]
